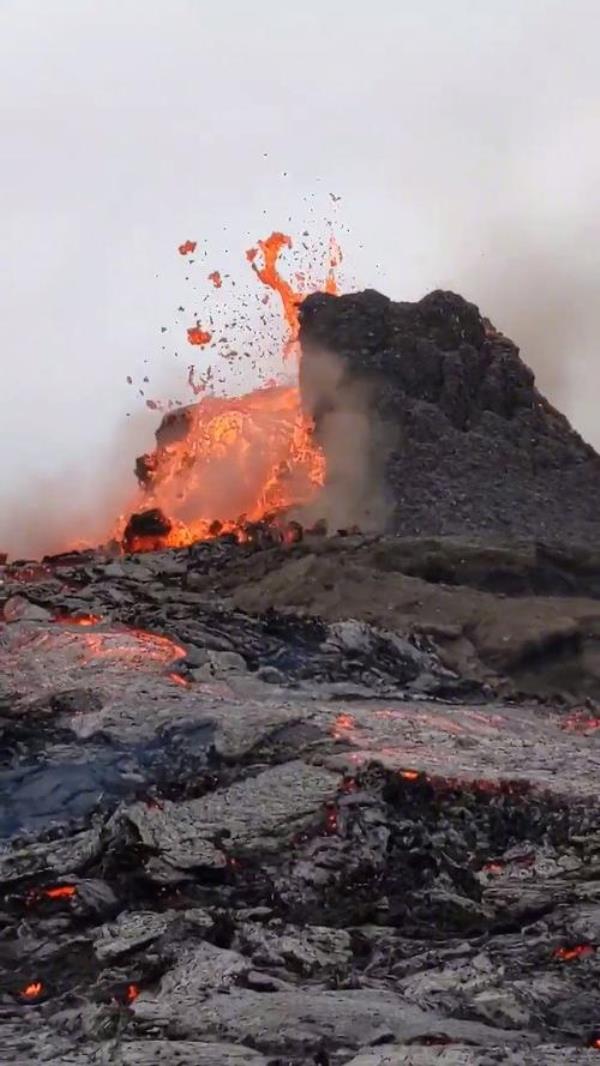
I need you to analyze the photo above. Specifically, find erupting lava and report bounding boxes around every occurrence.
[115,229,339,553]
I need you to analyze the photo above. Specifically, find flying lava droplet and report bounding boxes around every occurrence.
[187,326,212,346]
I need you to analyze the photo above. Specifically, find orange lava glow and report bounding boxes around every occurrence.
[553,945,595,961]
[187,325,212,346]
[167,671,189,687]
[43,885,77,900]
[53,613,103,627]
[75,628,186,666]
[125,983,140,1003]
[26,883,77,905]
[119,385,326,551]
[246,232,299,349]
[107,228,340,554]
[399,769,420,781]
[331,712,357,741]
[20,982,43,1000]
[178,240,197,255]
[208,270,222,288]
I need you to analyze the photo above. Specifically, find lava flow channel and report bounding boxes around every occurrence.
[0,623,186,701]
[115,231,340,552]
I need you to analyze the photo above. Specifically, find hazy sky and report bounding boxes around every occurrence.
[1,0,599,554]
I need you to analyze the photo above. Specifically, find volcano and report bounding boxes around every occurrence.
[5,249,600,1064]
[125,281,600,552]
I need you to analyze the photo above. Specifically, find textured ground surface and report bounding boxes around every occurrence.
[2,537,600,1063]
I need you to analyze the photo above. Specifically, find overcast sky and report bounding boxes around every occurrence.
[1,0,599,555]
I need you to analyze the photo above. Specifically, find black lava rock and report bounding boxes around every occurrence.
[299,288,600,544]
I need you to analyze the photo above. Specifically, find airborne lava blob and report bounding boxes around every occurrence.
[116,230,340,552]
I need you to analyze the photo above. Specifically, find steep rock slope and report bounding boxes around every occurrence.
[299,288,600,542]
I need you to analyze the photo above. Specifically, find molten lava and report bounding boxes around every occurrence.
[178,239,196,255]
[187,325,212,346]
[20,981,43,1000]
[27,884,77,904]
[246,232,300,350]
[553,944,595,961]
[330,712,358,742]
[53,612,103,627]
[76,628,186,666]
[115,230,338,553]
[125,983,140,1004]
[167,671,189,687]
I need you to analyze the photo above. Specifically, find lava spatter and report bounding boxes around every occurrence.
[186,325,212,346]
[246,232,299,349]
[110,227,340,554]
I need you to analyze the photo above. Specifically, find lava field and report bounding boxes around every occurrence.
[3,532,600,1065]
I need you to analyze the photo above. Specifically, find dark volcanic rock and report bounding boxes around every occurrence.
[6,512,600,1060]
[299,288,600,543]
[123,507,173,550]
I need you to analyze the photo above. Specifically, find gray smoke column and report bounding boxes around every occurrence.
[299,292,398,532]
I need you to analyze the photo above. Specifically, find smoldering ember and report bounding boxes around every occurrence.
[5,283,600,1066]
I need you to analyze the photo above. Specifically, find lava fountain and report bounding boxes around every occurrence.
[115,231,341,552]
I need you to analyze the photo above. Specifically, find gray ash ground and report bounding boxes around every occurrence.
[3,533,600,1064]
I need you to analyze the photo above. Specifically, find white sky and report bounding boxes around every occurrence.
[1,0,599,554]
